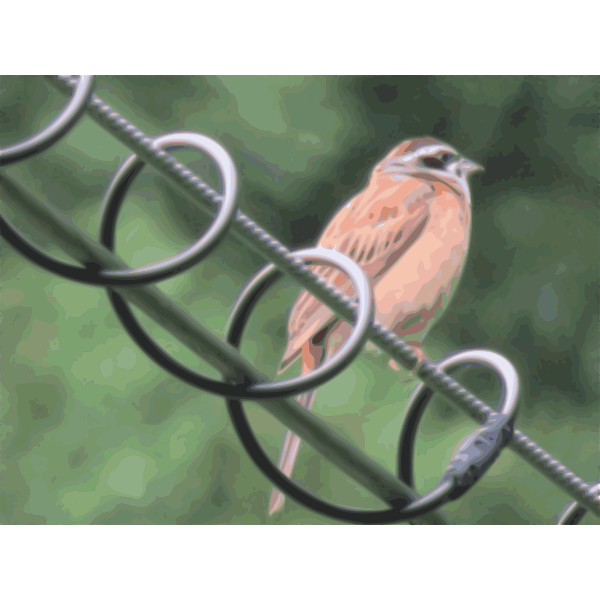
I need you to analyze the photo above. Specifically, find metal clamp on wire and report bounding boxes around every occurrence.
[395,350,521,519]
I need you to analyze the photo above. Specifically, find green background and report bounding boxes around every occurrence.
[1,75,598,524]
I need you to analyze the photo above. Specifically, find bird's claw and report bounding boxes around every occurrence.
[388,345,427,375]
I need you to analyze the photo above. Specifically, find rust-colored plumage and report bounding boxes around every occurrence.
[269,138,482,515]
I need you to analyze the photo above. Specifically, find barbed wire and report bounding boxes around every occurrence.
[1,75,598,523]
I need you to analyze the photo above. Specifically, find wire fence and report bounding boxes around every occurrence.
[1,75,598,524]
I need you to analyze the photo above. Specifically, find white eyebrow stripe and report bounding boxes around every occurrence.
[389,145,456,164]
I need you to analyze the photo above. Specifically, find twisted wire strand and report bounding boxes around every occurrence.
[6,76,599,519]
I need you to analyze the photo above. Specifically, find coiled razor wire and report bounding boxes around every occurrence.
[1,76,598,524]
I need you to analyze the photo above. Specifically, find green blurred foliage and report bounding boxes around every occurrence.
[1,75,598,524]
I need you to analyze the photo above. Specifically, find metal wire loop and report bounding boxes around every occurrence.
[224,247,373,398]
[0,76,94,166]
[98,131,238,284]
[396,349,521,518]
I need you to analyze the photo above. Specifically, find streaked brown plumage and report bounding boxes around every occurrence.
[269,138,482,515]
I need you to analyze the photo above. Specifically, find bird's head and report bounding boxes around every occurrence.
[375,137,483,199]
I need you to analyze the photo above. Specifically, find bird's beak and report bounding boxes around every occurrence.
[460,158,484,174]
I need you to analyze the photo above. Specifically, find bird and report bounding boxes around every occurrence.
[268,137,483,516]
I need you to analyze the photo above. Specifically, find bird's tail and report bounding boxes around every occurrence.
[268,388,318,515]
[269,343,326,516]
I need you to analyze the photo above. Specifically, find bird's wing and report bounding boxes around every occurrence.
[372,187,471,343]
[279,176,437,369]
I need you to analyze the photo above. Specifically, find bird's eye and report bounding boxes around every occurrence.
[441,153,452,163]
[422,157,444,169]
